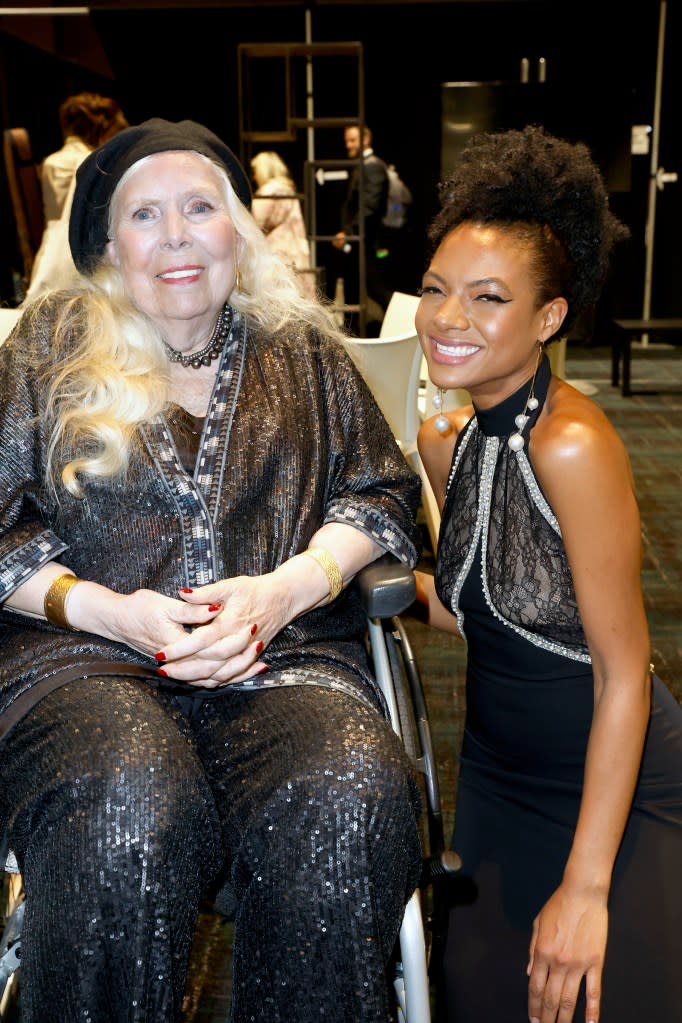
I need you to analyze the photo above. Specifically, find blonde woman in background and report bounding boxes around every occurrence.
[251,150,315,297]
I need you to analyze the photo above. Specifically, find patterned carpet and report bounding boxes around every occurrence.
[182,342,682,1022]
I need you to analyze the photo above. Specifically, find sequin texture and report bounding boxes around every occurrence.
[0,300,424,1021]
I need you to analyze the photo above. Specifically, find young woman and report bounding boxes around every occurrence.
[416,125,682,1023]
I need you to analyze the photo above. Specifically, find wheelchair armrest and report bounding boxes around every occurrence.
[356,553,416,619]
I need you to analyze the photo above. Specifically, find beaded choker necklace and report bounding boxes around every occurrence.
[163,305,233,370]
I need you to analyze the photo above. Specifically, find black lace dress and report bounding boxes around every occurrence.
[436,357,682,1021]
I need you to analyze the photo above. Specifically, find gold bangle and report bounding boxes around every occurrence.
[302,547,344,603]
[43,573,81,631]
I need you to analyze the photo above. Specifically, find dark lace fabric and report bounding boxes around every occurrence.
[436,356,682,1021]
[436,357,589,661]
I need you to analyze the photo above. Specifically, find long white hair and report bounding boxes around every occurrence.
[33,152,346,497]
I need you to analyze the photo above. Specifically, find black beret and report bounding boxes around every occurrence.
[69,117,252,273]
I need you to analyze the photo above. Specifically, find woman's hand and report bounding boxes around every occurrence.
[7,524,381,688]
[152,526,385,687]
[527,882,607,1023]
[4,568,227,668]
[67,583,226,664]
[147,573,295,687]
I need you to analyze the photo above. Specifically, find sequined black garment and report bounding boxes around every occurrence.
[436,358,682,1021]
[1,680,421,1023]
[0,301,424,1021]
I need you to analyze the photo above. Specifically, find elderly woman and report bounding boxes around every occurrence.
[0,118,422,1023]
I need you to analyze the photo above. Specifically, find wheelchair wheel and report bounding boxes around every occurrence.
[381,616,458,1019]
[0,869,23,1022]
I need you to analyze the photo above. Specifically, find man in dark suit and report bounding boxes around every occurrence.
[333,124,391,334]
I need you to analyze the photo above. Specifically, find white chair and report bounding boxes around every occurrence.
[416,379,470,553]
[379,289,470,419]
[342,330,422,452]
[380,291,420,339]
[347,289,471,553]
[0,309,21,345]
[341,330,444,557]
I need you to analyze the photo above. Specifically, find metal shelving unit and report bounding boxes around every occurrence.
[237,40,369,335]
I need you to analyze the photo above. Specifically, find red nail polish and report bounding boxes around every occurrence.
[208,603,222,612]
[179,587,193,593]
[255,640,264,654]
[250,623,258,636]
[154,652,166,662]
[157,667,168,677]
[257,664,268,674]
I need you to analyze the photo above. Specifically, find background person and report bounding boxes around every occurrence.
[415,125,682,1022]
[24,91,128,301]
[0,117,423,1023]
[39,91,129,221]
[250,149,315,297]
[332,124,391,334]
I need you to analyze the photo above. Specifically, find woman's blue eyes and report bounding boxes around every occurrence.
[132,200,214,221]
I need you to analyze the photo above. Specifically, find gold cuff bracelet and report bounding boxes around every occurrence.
[43,573,81,631]
[302,547,344,603]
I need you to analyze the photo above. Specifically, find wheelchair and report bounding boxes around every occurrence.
[0,851,21,1022]
[0,554,457,1023]
[358,554,460,1022]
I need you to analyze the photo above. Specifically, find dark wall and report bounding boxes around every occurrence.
[1,2,678,325]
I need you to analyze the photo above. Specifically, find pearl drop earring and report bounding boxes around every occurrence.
[507,343,543,451]
[433,388,450,434]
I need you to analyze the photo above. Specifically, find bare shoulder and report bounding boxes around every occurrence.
[530,378,634,499]
[418,405,473,458]
[418,405,473,503]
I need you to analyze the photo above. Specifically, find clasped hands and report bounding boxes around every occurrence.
[110,574,291,688]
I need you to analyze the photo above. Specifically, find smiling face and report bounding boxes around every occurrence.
[416,222,567,408]
[105,150,237,347]
[344,127,363,159]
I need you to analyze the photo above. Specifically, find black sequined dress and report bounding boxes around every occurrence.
[436,357,682,1020]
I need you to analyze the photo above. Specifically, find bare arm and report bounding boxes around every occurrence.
[3,562,225,657]
[412,409,471,634]
[2,523,386,687]
[413,570,461,634]
[417,407,471,513]
[137,522,387,686]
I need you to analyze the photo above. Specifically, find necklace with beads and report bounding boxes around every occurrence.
[163,305,233,370]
